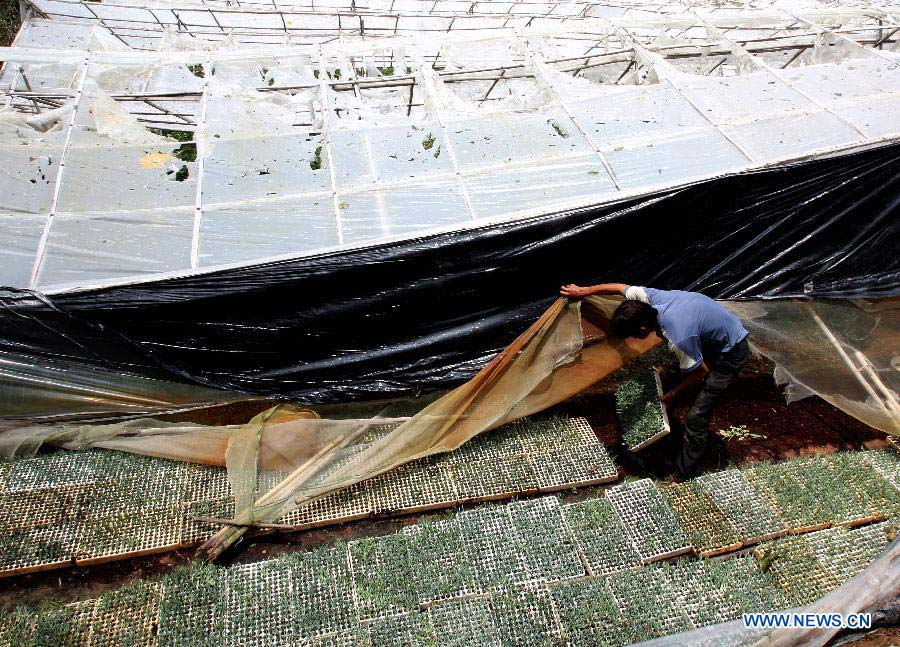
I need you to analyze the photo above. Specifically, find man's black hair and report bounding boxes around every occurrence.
[611,300,658,338]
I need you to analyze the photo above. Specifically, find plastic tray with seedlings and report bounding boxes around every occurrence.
[551,577,621,646]
[694,469,785,546]
[616,369,671,451]
[819,452,900,521]
[456,505,529,593]
[450,454,537,501]
[805,522,894,584]
[562,498,641,576]
[0,484,91,531]
[3,450,117,492]
[704,555,792,614]
[157,563,228,644]
[288,546,357,640]
[662,481,743,557]
[743,458,849,532]
[863,448,900,491]
[606,565,693,643]
[757,534,841,606]
[76,507,182,566]
[181,497,235,545]
[427,595,503,647]
[90,580,162,646]
[506,497,584,582]
[366,611,437,646]
[0,521,80,576]
[280,481,373,529]
[366,461,459,515]
[224,558,302,644]
[182,463,233,504]
[606,478,692,563]
[664,560,742,628]
[350,516,474,620]
[0,598,95,646]
[489,581,563,647]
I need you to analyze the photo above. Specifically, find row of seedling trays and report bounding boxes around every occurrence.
[4,503,893,647]
[0,416,618,577]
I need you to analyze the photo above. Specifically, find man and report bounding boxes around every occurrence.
[559,282,749,481]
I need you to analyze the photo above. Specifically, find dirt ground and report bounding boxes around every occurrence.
[0,358,895,645]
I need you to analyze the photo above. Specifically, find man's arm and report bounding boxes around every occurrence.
[560,283,629,300]
[660,361,709,407]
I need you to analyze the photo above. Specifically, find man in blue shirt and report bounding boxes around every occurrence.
[560,282,750,480]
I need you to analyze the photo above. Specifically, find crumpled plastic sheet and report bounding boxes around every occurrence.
[636,536,899,647]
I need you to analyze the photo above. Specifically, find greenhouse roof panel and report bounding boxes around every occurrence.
[2,0,899,292]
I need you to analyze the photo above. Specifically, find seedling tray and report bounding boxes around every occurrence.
[367,462,459,515]
[606,479,692,563]
[704,555,792,614]
[0,521,79,577]
[158,563,228,645]
[805,523,891,584]
[76,508,182,566]
[513,416,585,454]
[0,484,93,531]
[279,481,373,529]
[606,565,692,642]
[181,497,235,546]
[662,482,742,557]
[489,581,564,647]
[763,534,841,606]
[90,581,162,647]
[427,595,503,647]
[550,577,621,646]
[562,498,641,576]
[450,454,538,502]
[285,546,359,640]
[616,370,671,452]
[506,497,584,583]
[863,448,900,492]
[664,561,742,628]
[695,469,785,546]
[182,463,233,503]
[821,452,900,521]
[224,559,302,645]
[529,443,618,492]
[456,505,529,593]
[366,610,437,646]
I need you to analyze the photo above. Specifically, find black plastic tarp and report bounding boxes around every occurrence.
[1,142,898,405]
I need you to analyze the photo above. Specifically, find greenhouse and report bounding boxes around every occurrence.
[0,0,899,643]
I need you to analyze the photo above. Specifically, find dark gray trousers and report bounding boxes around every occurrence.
[675,337,750,479]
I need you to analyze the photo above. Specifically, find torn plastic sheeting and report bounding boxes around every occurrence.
[0,296,659,560]
[0,142,896,410]
[726,298,900,436]
[635,537,900,647]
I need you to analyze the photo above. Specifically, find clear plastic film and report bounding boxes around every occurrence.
[725,299,900,435]
[636,536,899,647]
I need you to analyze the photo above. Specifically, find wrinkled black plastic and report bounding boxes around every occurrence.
[1,143,898,404]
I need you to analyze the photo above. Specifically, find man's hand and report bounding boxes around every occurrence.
[560,284,592,300]
[659,391,675,408]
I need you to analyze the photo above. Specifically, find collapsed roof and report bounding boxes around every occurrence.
[2,2,899,293]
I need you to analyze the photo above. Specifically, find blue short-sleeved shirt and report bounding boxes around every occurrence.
[624,286,748,373]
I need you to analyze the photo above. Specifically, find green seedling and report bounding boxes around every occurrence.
[548,120,569,138]
[615,370,666,450]
[187,63,205,78]
[310,145,323,170]
[421,133,436,151]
